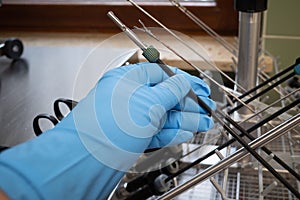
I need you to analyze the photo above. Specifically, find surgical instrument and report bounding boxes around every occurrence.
[134,22,298,136]
[33,98,78,136]
[228,62,300,114]
[126,0,247,93]
[134,22,256,114]
[107,11,300,198]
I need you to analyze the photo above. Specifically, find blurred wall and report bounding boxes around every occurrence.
[263,0,300,71]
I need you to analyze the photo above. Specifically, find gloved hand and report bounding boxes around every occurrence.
[0,62,215,200]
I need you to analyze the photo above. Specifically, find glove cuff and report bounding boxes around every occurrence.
[0,163,42,200]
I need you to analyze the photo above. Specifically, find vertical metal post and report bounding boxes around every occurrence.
[237,12,261,92]
[235,0,268,115]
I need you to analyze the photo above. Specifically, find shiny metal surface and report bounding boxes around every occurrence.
[157,114,300,200]
[236,12,262,114]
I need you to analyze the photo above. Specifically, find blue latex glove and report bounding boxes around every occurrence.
[0,62,215,200]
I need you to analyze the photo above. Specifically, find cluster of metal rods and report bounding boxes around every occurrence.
[108,0,300,199]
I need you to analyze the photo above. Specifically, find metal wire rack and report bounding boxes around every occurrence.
[175,128,300,200]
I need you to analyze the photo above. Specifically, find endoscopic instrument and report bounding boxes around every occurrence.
[107,11,300,199]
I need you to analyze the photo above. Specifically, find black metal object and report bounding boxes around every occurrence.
[236,59,300,102]
[125,173,172,200]
[247,98,300,133]
[53,98,78,121]
[0,146,9,153]
[228,71,296,114]
[225,59,300,111]
[234,0,268,13]
[126,160,178,192]
[33,98,78,136]
[0,38,24,60]
[33,114,59,136]
[288,77,300,88]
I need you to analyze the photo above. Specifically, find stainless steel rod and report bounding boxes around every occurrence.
[126,0,247,92]
[157,113,300,200]
[259,71,298,105]
[107,11,147,50]
[169,0,238,56]
[236,12,262,103]
[134,25,256,113]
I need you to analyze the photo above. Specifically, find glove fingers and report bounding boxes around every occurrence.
[105,63,211,98]
[148,129,193,149]
[171,68,211,97]
[164,111,214,133]
[168,68,215,114]
[151,74,191,111]
[174,96,216,114]
[108,63,213,114]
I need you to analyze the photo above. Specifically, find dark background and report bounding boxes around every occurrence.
[0,45,92,146]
